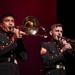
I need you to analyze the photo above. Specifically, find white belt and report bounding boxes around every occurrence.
[8,58,18,64]
[14,59,18,64]
[56,65,65,70]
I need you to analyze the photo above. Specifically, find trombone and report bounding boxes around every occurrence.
[13,16,47,38]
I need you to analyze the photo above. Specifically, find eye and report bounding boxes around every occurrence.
[5,19,10,22]
[11,20,15,23]
[56,30,59,32]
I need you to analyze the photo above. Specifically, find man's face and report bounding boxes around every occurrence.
[50,26,63,40]
[1,16,15,32]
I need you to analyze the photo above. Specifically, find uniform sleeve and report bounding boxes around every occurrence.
[15,39,27,61]
[0,41,16,56]
[70,42,75,54]
[40,42,65,65]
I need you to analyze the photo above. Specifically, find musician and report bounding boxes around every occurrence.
[40,24,75,75]
[0,13,27,75]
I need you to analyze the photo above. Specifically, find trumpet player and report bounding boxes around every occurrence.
[40,24,75,75]
[0,13,27,75]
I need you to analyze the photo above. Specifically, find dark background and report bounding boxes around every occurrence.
[57,0,75,40]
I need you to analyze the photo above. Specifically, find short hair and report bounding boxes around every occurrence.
[0,13,14,23]
[50,23,63,30]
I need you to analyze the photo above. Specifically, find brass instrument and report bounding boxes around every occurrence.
[22,16,40,35]
[14,16,47,38]
[59,36,75,43]
[58,36,75,52]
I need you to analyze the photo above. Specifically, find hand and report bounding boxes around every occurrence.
[11,28,26,41]
[61,43,72,52]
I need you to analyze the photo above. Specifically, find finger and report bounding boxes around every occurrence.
[20,31,26,35]
[18,35,22,38]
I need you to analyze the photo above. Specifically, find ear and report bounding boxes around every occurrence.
[49,31,52,35]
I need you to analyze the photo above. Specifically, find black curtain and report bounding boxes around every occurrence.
[57,1,75,75]
[57,0,75,39]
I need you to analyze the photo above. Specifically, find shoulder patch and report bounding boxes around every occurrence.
[40,47,47,55]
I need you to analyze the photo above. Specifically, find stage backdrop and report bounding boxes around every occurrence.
[0,0,57,75]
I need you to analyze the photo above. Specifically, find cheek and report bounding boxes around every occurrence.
[2,23,8,28]
[12,23,15,26]
[53,32,57,36]
[52,34,57,38]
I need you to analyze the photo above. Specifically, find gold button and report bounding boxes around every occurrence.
[54,42,56,44]
[7,37,9,39]
[52,56,53,58]
[53,51,54,53]
[58,48,60,49]
[2,46,4,47]
[11,55,13,57]
[55,54,57,56]
[2,41,4,43]
[4,33,6,35]
[10,41,13,43]
[6,43,8,45]
[57,45,59,47]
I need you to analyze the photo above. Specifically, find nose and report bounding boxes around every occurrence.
[9,21,13,25]
[58,32,61,37]
[9,21,15,27]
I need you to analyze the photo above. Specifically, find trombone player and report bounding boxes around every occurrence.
[0,13,27,75]
[40,24,75,75]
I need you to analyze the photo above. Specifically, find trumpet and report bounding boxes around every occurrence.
[10,16,47,38]
[57,36,75,52]
[58,36,75,43]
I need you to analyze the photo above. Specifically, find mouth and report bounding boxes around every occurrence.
[9,26,11,30]
[8,26,14,32]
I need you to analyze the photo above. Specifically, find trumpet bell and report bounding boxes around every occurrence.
[22,16,40,35]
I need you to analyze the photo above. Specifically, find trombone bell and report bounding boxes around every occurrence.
[22,16,40,35]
